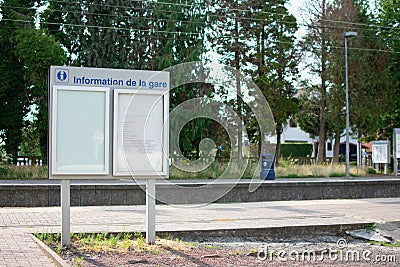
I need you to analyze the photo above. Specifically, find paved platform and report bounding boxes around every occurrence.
[0,198,399,266]
[0,229,57,267]
[1,176,399,206]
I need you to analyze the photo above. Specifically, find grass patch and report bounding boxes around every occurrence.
[275,164,368,178]
[170,159,369,179]
[1,161,370,180]
[169,159,260,179]
[35,231,195,255]
[0,165,48,179]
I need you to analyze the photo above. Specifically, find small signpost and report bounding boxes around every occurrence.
[49,66,169,245]
[394,129,400,177]
[372,140,390,175]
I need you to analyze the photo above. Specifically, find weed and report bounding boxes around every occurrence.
[337,225,344,237]
[110,233,121,247]
[98,231,108,241]
[55,244,63,254]
[134,231,143,239]
[74,256,84,267]
[55,232,61,241]
[135,232,145,250]
[150,249,161,255]
[366,223,377,233]
[123,232,132,241]
[122,239,132,250]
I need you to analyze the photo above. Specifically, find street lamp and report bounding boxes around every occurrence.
[343,31,357,178]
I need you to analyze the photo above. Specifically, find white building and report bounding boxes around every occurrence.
[267,119,363,162]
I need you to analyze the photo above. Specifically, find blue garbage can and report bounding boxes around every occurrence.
[260,154,275,180]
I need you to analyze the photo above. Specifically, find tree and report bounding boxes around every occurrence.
[299,0,394,163]
[19,121,41,156]
[151,1,212,159]
[13,28,67,160]
[297,85,321,139]
[300,0,329,163]
[59,0,140,68]
[375,0,400,136]
[0,0,67,162]
[324,0,358,163]
[251,0,299,166]
[325,0,394,145]
[209,0,255,161]
[46,0,208,159]
[0,0,36,162]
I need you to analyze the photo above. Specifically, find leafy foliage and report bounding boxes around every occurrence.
[298,0,395,163]
[0,0,35,162]
[375,0,400,136]
[280,143,313,158]
[13,28,66,160]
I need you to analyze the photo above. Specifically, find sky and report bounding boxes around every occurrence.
[287,0,323,40]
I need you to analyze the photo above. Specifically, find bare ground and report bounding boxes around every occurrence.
[57,235,400,267]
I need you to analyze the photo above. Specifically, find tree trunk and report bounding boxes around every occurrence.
[275,127,282,167]
[235,20,242,162]
[317,105,326,163]
[333,132,341,164]
[317,0,327,164]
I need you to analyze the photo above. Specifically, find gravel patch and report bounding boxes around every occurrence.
[60,235,399,266]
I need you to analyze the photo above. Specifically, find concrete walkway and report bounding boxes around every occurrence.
[0,198,399,266]
[0,229,57,266]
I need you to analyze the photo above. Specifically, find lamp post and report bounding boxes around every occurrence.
[343,31,357,178]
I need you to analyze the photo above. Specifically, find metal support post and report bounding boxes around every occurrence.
[146,179,156,244]
[61,179,70,246]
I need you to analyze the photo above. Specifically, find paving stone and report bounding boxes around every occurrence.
[0,197,399,266]
[0,230,56,267]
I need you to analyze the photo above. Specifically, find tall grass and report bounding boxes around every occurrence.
[0,165,48,179]
[275,164,368,178]
[169,159,368,179]
[0,161,369,180]
[169,159,259,179]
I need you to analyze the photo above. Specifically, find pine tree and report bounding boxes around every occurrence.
[251,0,299,166]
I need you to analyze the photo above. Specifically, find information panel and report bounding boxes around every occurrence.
[113,90,168,176]
[52,86,110,174]
[49,66,169,179]
[372,140,389,164]
[394,128,400,177]
[397,135,400,159]
[395,129,400,159]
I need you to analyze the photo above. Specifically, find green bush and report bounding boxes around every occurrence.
[280,143,313,158]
